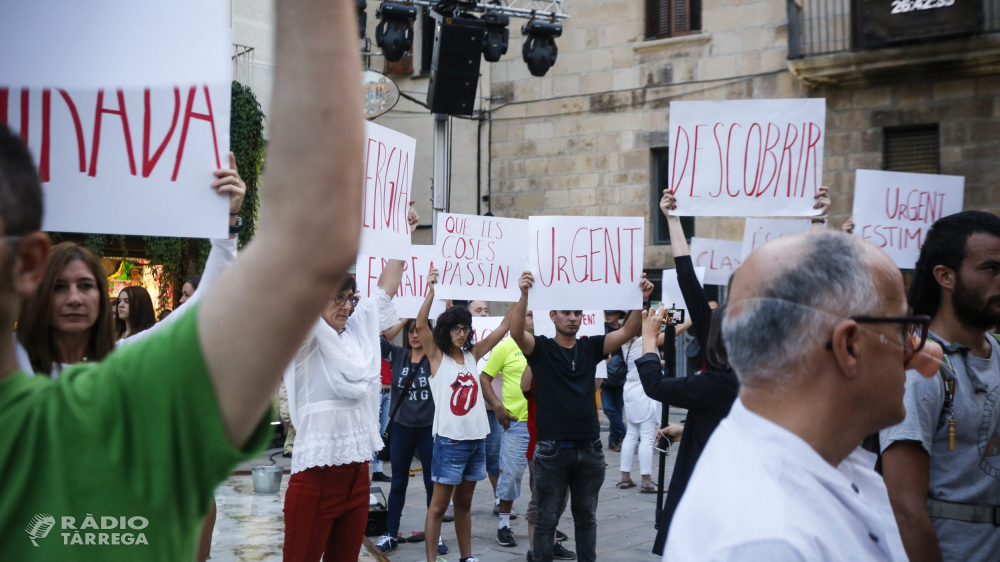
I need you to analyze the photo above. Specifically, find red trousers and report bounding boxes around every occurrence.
[283,462,370,562]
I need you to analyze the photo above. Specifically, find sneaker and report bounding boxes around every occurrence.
[526,550,533,562]
[443,503,455,522]
[438,535,449,555]
[497,526,517,547]
[552,542,577,560]
[608,441,622,452]
[407,531,426,543]
[375,534,398,553]
[459,558,480,562]
[555,530,568,542]
[371,471,391,482]
[493,504,518,519]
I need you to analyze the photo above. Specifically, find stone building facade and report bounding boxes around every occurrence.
[484,0,1000,272]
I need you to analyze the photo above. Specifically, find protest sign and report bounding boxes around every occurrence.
[853,169,964,269]
[473,316,511,373]
[533,310,607,377]
[435,212,528,302]
[0,1,232,238]
[668,99,826,217]
[661,267,707,315]
[690,237,743,285]
[527,216,644,310]
[741,218,812,259]
[356,245,445,319]
[359,121,416,260]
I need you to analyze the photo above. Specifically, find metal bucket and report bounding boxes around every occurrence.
[251,466,284,495]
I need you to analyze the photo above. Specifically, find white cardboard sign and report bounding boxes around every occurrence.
[532,310,607,378]
[690,238,743,286]
[741,218,812,259]
[356,245,446,320]
[360,121,416,260]
[435,212,528,302]
[661,267,707,315]
[527,216,644,310]
[0,1,233,238]
[853,169,965,269]
[473,316,511,373]
[668,99,826,217]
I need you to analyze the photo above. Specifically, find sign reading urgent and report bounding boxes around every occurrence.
[853,169,964,269]
[668,99,826,217]
[359,121,416,260]
[356,245,445,319]
[741,217,812,259]
[690,237,743,286]
[0,1,233,238]
[527,216,645,311]
[435,212,528,302]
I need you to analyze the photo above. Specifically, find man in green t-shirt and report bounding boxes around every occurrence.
[0,1,366,559]
[481,311,533,547]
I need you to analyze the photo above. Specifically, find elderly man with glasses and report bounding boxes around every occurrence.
[665,230,930,562]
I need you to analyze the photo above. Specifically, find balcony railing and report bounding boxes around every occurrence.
[788,0,1000,58]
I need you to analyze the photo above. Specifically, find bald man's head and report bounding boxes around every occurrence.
[723,231,888,387]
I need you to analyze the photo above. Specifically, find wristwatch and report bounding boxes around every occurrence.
[229,216,243,235]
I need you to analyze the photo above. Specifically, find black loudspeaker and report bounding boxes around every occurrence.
[426,14,485,115]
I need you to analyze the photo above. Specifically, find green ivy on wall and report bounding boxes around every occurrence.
[230,80,265,249]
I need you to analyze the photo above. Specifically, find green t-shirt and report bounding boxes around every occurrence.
[0,304,273,560]
[483,337,529,422]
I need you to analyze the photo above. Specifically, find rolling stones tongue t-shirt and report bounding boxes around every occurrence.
[429,350,490,441]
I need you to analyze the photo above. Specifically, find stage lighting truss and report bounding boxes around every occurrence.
[373,0,568,46]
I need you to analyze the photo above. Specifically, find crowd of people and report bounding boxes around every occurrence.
[2,1,999,562]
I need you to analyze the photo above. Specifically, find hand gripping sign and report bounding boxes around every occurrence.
[852,169,964,269]
[0,0,233,238]
[435,212,529,302]
[360,121,417,260]
[527,216,645,311]
[668,99,826,217]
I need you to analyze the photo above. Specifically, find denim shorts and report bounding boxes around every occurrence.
[431,436,488,485]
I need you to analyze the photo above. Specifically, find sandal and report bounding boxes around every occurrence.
[640,484,662,494]
[616,480,637,489]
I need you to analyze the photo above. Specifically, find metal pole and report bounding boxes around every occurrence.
[431,113,450,243]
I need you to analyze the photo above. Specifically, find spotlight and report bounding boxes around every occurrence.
[357,0,367,39]
[482,12,510,63]
[521,20,562,77]
[376,2,418,62]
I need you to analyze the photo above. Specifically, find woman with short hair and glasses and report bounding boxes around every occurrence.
[281,206,418,562]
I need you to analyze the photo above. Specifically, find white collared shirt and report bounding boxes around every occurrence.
[665,399,909,562]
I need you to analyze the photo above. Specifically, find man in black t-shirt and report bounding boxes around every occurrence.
[509,271,654,562]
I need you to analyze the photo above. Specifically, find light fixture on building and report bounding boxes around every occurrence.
[482,12,510,63]
[521,19,561,77]
[375,2,418,62]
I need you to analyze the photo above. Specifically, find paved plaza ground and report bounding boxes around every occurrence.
[210,409,684,562]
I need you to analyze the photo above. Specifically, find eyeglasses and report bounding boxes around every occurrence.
[826,315,931,354]
[333,295,360,308]
[451,325,472,335]
[0,235,22,245]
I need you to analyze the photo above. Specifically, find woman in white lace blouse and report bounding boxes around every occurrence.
[282,206,416,562]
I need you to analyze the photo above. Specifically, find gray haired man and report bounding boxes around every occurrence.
[666,231,916,561]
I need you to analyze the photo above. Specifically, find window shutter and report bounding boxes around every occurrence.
[672,0,691,35]
[645,0,671,40]
[690,0,702,31]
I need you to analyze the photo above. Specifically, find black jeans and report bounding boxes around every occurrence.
[532,439,606,562]
[600,385,626,444]
[386,424,434,537]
